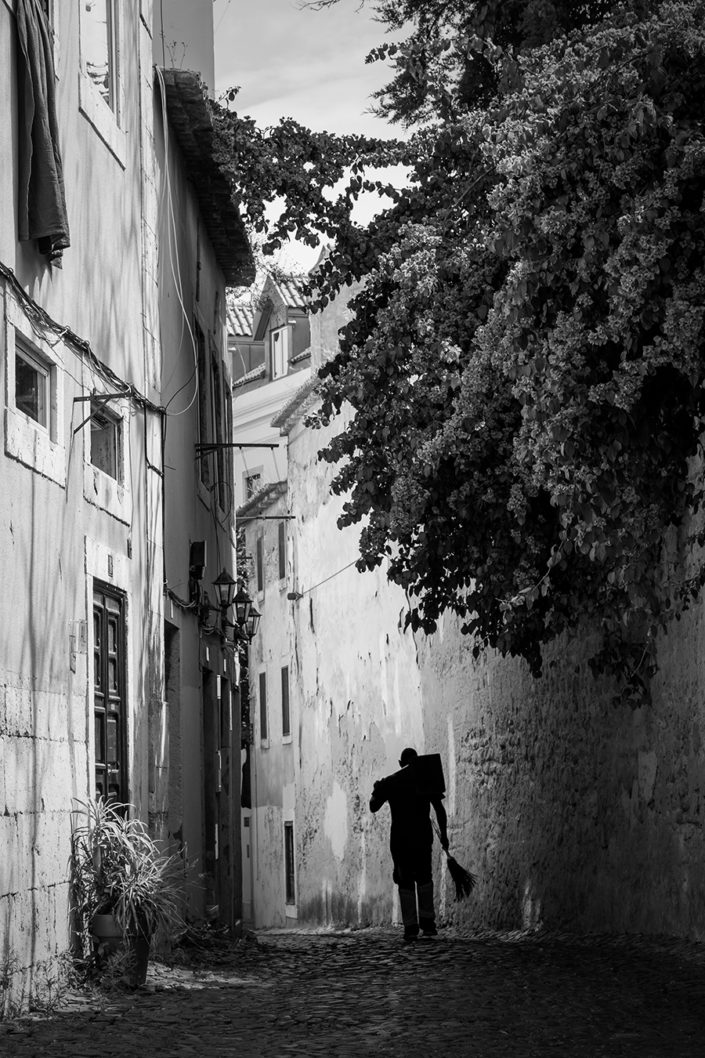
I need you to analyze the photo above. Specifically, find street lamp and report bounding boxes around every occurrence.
[212,569,237,611]
[233,583,253,626]
[245,605,261,642]
[193,568,259,646]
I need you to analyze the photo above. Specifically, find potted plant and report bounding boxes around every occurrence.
[71,797,185,986]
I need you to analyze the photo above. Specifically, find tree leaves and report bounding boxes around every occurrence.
[217,1,705,695]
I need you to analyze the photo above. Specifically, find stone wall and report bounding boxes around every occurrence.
[275,312,705,939]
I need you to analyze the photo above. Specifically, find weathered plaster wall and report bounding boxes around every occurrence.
[154,63,240,924]
[277,295,705,940]
[1,2,165,1012]
[415,602,705,937]
[285,403,428,928]
[244,490,297,927]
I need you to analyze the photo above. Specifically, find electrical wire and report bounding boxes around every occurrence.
[0,261,161,417]
[297,558,359,597]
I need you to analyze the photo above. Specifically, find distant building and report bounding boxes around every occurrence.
[228,273,311,510]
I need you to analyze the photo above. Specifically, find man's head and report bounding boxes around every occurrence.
[399,747,418,768]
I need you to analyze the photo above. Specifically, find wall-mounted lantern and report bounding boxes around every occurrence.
[188,549,259,645]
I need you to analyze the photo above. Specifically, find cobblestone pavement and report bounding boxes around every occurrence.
[1,928,704,1057]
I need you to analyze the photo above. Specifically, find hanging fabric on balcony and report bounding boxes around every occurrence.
[16,0,70,262]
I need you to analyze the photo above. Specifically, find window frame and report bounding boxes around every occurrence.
[4,293,66,486]
[278,520,286,581]
[82,390,131,523]
[258,671,268,745]
[196,321,211,490]
[281,665,290,740]
[284,821,296,907]
[245,470,262,500]
[89,398,122,482]
[78,0,127,166]
[210,344,227,512]
[256,534,264,595]
[15,340,51,432]
[270,326,289,379]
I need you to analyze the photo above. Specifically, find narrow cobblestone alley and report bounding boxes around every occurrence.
[1,928,703,1058]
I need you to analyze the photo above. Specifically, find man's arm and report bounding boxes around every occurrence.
[432,796,449,850]
[370,779,387,813]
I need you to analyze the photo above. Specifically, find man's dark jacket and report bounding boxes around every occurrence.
[370,762,446,885]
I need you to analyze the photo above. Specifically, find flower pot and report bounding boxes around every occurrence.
[126,931,151,988]
[91,912,122,954]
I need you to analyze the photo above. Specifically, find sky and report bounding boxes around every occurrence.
[213,0,396,137]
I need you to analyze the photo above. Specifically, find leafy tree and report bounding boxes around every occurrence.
[215,1,705,696]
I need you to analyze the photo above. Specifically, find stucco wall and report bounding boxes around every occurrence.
[276,318,705,941]
[413,601,705,937]
[0,2,165,1012]
[244,491,297,927]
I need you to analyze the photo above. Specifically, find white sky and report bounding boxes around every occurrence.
[213,0,395,136]
[213,0,406,272]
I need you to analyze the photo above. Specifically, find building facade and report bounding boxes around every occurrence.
[1,0,252,1012]
[229,273,311,510]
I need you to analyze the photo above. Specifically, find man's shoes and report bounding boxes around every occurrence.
[403,929,419,944]
[421,925,438,937]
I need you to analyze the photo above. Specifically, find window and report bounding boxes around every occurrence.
[245,472,262,499]
[5,298,65,485]
[278,520,286,580]
[196,324,210,487]
[271,327,289,379]
[81,0,118,114]
[79,0,126,164]
[93,583,127,802]
[90,400,121,481]
[15,342,50,430]
[83,392,130,522]
[281,666,290,738]
[284,822,295,905]
[259,672,268,742]
[256,535,264,594]
[211,352,226,510]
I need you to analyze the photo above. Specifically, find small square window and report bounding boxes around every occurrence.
[15,345,49,429]
[246,472,262,499]
[5,299,65,486]
[90,401,121,481]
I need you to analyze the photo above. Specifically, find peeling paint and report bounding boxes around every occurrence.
[324,781,348,862]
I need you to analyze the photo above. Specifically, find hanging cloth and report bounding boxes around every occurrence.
[15,0,70,261]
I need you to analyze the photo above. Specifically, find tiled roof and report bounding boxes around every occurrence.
[227,301,254,337]
[290,348,311,364]
[272,274,308,310]
[158,68,254,288]
[233,363,265,390]
[271,375,319,432]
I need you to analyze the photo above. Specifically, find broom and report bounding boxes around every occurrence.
[433,821,476,901]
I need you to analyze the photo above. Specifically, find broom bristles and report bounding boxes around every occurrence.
[446,854,476,901]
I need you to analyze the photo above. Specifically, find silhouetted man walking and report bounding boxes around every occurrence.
[370,747,449,942]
